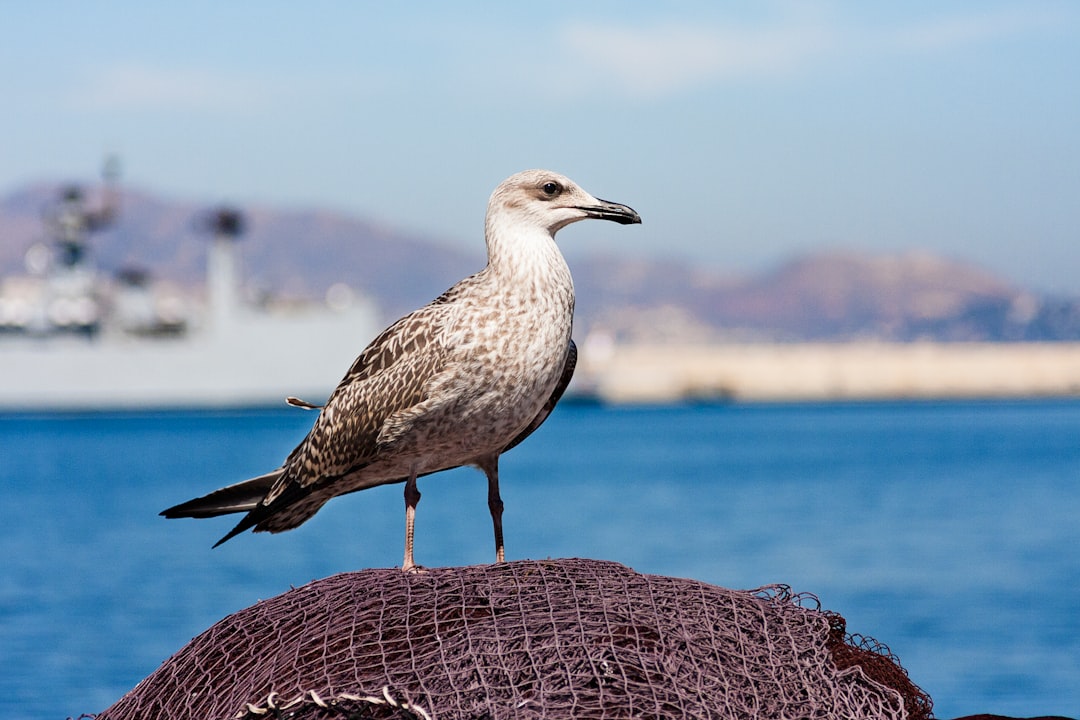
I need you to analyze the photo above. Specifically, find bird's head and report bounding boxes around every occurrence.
[486,169,641,238]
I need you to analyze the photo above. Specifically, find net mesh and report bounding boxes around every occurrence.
[95,558,932,720]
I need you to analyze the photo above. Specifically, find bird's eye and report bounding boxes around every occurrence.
[540,181,561,197]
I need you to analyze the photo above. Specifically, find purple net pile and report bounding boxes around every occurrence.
[97,558,931,720]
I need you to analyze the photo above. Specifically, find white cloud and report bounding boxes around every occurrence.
[70,64,272,113]
[553,6,1071,101]
[68,62,394,120]
[890,7,1066,53]
[560,21,835,99]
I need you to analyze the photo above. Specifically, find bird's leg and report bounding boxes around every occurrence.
[480,456,505,563]
[402,469,422,572]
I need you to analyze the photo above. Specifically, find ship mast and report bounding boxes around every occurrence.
[204,207,245,336]
[38,156,121,336]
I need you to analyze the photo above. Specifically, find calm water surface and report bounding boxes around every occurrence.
[1,400,1078,719]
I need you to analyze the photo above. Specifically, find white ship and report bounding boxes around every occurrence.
[0,167,379,411]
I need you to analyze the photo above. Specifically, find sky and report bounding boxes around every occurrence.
[2,1,1079,293]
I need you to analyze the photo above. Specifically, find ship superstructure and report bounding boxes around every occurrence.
[0,163,379,410]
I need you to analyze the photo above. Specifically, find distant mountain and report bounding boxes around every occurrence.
[4,181,1079,342]
[703,251,1057,342]
[0,183,478,321]
[570,248,1080,342]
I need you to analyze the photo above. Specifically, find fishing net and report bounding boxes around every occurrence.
[95,558,932,720]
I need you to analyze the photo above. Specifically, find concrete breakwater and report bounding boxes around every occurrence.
[579,342,1080,403]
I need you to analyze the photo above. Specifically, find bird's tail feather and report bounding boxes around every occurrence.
[213,479,321,547]
[160,470,283,520]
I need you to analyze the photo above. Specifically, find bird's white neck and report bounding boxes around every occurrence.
[483,214,574,297]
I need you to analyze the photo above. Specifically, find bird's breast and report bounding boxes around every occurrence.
[430,285,573,450]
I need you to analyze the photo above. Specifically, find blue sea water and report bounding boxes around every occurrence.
[1,400,1078,719]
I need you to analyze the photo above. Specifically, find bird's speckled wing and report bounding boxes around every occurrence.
[270,338,576,513]
[209,284,475,545]
[265,295,461,501]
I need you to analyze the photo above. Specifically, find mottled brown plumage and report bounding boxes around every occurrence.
[162,170,640,569]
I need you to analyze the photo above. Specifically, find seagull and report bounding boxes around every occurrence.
[162,169,641,570]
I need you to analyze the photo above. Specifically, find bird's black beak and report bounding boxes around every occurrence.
[578,199,642,225]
